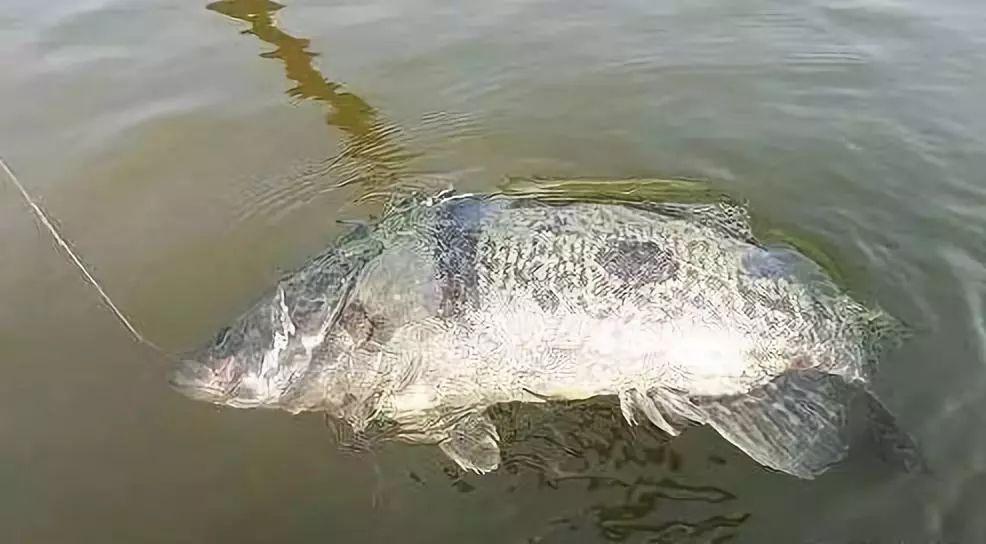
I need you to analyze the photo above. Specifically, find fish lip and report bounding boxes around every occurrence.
[168,359,228,402]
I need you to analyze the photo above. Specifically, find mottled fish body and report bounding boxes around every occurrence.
[171,193,916,478]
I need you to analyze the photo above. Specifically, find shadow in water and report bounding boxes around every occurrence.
[501,400,748,543]
[416,399,749,543]
[207,0,417,199]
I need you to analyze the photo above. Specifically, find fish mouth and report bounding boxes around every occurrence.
[169,359,229,403]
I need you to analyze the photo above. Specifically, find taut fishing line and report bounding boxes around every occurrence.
[1,156,166,355]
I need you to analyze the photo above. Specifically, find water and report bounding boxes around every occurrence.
[2,0,985,542]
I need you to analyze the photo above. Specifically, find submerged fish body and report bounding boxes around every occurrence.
[171,192,912,478]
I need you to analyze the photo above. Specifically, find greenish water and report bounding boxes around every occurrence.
[2,0,985,542]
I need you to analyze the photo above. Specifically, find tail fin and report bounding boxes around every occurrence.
[846,306,909,383]
[853,388,927,474]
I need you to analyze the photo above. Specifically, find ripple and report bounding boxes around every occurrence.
[784,49,869,66]
[412,110,487,146]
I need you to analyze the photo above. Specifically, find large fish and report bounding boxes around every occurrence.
[170,191,920,478]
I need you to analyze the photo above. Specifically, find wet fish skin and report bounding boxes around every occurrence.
[170,192,908,478]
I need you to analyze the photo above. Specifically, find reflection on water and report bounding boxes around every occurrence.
[392,399,747,543]
[320,380,749,540]
[493,400,747,542]
[207,0,415,198]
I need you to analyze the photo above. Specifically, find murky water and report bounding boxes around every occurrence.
[2,0,986,542]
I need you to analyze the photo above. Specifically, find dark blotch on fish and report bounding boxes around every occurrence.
[434,198,485,317]
[532,288,560,312]
[599,239,679,285]
[741,248,791,279]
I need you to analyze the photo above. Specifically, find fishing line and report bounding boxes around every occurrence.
[1,155,165,354]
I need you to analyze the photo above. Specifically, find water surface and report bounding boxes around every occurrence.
[2,0,986,542]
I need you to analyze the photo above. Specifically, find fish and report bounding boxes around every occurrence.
[169,191,922,478]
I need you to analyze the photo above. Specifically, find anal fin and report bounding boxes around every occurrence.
[699,369,925,479]
[698,370,853,479]
[438,412,501,474]
[619,388,681,436]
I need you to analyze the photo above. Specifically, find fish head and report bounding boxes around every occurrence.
[170,288,304,409]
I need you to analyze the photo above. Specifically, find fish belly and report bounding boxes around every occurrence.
[418,306,760,407]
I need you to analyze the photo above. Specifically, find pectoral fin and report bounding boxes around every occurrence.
[438,412,501,474]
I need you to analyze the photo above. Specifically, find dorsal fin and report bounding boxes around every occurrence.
[630,200,756,243]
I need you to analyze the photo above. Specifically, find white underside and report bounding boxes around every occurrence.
[384,303,758,420]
